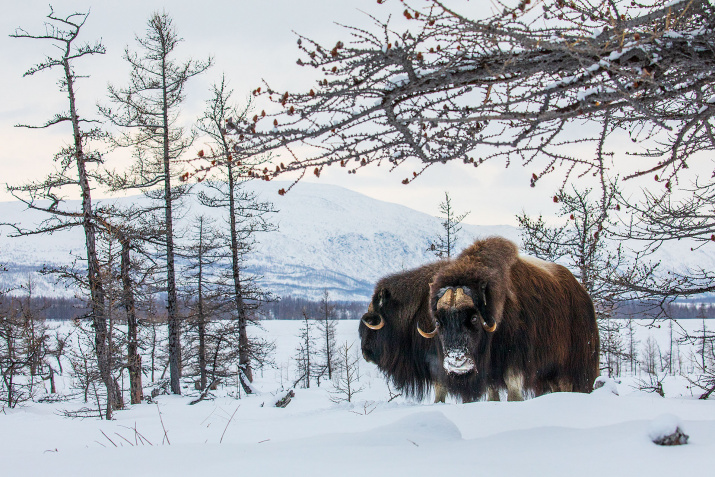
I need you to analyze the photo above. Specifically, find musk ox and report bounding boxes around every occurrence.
[419,236,599,401]
[359,262,449,403]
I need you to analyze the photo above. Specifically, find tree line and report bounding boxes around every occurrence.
[1,8,282,418]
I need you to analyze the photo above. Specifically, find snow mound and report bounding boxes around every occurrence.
[648,414,689,446]
[593,376,620,396]
[347,411,462,447]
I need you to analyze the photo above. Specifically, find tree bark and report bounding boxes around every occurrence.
[161,50,182,396]
[65,56,122,419]
[227,161,253,392]
[121,238,143,404]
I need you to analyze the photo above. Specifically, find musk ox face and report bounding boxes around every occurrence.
[358,288,394,365]
[423,283,497,375]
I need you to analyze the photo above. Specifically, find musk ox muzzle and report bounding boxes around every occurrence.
[443,348,476,374]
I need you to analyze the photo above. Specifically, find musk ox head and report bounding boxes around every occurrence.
[420,237,518,376]
[359,287,393,365]
[420,282,496,375]
[358,262,447,400]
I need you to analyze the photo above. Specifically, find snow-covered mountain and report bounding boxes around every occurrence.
[2,181,712,302]
[0,182,517,301]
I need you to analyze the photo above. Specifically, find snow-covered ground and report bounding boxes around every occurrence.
[1,319,713,476]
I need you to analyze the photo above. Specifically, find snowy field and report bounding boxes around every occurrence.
[2,319,714,477]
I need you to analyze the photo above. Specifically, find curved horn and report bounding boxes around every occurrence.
[482,320,497,333]
[362,315,385,330]
[417,322,439,339]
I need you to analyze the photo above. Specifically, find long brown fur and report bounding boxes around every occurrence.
[429,236,599,400]
[359,262,448,401]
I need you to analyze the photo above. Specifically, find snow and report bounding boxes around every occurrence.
[1,319,714,476]
[593,376,620,396]
[648,413,685,441]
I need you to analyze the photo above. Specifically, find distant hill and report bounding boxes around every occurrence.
[0,181,518,301]
[2,181,712,302]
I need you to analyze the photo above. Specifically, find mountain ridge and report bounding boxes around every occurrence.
[2,180,710,302]
[0,181,518,301]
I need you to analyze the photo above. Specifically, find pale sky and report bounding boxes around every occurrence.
[0,0,610,226]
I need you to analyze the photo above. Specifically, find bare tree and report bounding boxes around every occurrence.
[0,303,36,408]
[100,11,212,395]
[194,78,277,394]
[428,192,469,259]
[293,310,315,389]
[207,1,715,190]
[625,316,640,374]
[181,215,223,392]
[315,289,337,383]
[680,308,715,399]
[5,8,123,418]
[330,341,365,404]
[66,322,103,416]
[642,335,661,376]
[517,183,641,375]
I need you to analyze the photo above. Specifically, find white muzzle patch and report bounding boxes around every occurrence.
[443,349,475,375]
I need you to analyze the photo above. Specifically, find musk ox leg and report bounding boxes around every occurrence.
[505,369,524,402]
[434,382,447,403]
[546,378,574,394]
[558,378,573,393]
[487,386,500,402]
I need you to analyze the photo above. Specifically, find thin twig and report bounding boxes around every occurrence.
[219,405,241,444]
[100,429,118,447]
[156,403,170,445]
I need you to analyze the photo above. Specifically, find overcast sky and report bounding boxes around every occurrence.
[1,0,578,226]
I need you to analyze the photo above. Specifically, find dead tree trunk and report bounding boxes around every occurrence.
[120,237,143,404]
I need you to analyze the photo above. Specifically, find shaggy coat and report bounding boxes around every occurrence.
[428,237,599,401]
[359,262,448,402]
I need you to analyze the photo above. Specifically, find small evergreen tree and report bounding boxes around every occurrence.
[429,192,469,259]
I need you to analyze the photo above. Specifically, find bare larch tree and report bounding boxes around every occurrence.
[95,205,164,404]
[181,215,224,392]
[100,11,212,395]
[206,0,714,190]
[294,310,315,388]
[5,8,123,418]
[429,192,469,259]
[315,289,337,383]
[194,78,277,394]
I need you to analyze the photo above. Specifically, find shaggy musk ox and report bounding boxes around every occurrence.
[359,262,449,402]
[420,237,599,401]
